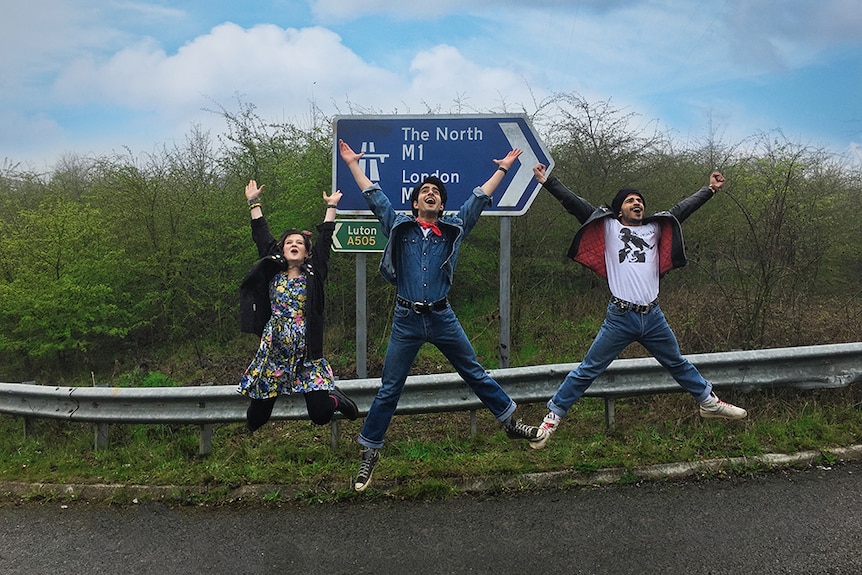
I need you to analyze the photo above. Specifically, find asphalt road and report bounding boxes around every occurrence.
[1,462,861,575]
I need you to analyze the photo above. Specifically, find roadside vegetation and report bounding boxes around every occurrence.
[1,94,861,502]
[1,386,860,503]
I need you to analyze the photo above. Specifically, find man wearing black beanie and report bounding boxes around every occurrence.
[610,187,644,217]
[528,164,747,449]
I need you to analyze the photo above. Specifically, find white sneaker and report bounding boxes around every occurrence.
[529,412,561,450]
[699,393,747,420]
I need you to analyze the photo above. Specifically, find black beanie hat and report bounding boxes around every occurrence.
[411,176,448,206]
[611,187,644,215]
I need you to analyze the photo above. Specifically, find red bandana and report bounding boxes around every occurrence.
[417,220,442,236]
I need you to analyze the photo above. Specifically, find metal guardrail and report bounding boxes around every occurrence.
[2,343,861,454]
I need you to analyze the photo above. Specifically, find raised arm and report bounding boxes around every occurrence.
[532,163,596,224]
[669,171,726,224]
[708,170,726,193]
[244,179,279,257]
[338,139,373,191]
[246,180,264,220]
[532,163,549,185]
[479,148,522,196]
[322,189,342,223]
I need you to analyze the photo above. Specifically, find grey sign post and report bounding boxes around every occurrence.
[331,219,385,379]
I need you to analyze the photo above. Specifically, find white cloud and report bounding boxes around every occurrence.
[2,0,861,169]
[718,0,862,70]
[0,2,100,92]
[49,21,544,134]
[404,45,540,113]
[309,0,642,20]
[726,0,862,47]
[309,0,532,20]
[52,24,393,116]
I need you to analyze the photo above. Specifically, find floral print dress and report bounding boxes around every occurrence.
[238,271,335,400]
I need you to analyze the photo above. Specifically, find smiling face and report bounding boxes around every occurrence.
[410,176,447,219]
[412,182,445,220]
[618,193,645,226]
[281,233,309,266]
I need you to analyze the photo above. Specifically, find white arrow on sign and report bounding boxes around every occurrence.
[497,121,540,207]
[332,222,345,249]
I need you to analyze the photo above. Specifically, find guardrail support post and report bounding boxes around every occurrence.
[23,416,36,439]
[331,420,340,449]
[199,424,213,456]
[92,380,110,450]
[470,410,477,438]
[604,398,616,431]
[196,382,215,455]
[94,423,109,450]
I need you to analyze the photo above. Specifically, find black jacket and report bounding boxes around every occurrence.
[541,175,716,279]
[239,217,335,361]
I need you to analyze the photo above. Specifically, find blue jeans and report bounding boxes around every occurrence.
[358,303,517,449]
[548,302,713,417]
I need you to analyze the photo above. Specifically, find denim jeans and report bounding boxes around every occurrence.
[358,303,517,449]
[548,302,713,417]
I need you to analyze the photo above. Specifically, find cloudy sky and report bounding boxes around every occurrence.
[3,0,861,171]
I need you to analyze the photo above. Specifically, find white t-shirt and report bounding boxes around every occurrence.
[604,218,660,304]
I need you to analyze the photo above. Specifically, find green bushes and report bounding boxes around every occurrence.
[1,96,861,385]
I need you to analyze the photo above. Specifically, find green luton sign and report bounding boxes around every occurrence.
[332,219,385,252]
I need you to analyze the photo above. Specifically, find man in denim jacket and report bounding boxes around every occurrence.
[339,139,543,491]
[529,163,747,450]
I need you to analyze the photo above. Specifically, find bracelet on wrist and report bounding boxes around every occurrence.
[497,166,508,174]
[248,202,261,210]
[326,204,338,208]
[247,197,260,206]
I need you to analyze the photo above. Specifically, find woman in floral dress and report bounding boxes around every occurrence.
[238,179,358,432]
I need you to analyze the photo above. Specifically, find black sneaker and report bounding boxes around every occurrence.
[503,418,544,443]
[354,447,379,492]
[330,386,359,420]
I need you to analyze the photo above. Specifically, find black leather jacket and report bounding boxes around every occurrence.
[541,175,716,279]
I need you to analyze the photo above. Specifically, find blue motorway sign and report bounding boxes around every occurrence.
[332,114,554,216]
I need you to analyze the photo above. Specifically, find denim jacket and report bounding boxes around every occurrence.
[362,183,491,288]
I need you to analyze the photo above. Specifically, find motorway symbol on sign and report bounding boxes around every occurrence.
[332,114,554,216]
[331,219,385,253]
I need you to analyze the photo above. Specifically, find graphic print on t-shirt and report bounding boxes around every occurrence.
[618,227,654,263]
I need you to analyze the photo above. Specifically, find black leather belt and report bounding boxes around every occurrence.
[396,296,448,314]
[610,296,659,314]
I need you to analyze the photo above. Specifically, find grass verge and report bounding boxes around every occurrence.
[1,386,860,505]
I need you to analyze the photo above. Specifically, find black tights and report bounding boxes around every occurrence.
[245,390,335,432]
